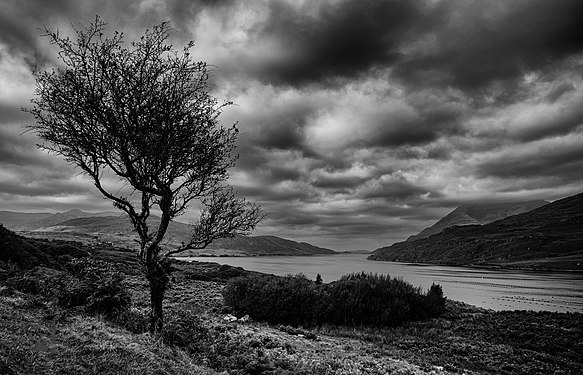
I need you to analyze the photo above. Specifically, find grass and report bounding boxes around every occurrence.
[0,290,217,375]
[319,302,583,374]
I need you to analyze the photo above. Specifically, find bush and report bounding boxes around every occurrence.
[5,267,64,296]
[325,272,422,326]
[55,258,131,319]
[425,283,447,316]
[161,309,209,351]
[223,273,320,326]
[224,272,447,328]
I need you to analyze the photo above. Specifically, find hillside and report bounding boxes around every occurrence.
[407,200,548,242]
[369,193,583,271]
[0,211,53,228]
[0,209,119,230]
[0,210,335,256]
[193,235,335,256]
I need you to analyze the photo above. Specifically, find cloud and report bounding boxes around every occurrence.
[394,0,583,92]
[465,76,583,142]
[245,0,422,87]
[475,131,583,183]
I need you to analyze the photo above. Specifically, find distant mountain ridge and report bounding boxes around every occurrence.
[369,193,583,271]
[0,209,120,231]
[407,200,548,242]
[0,210,335,256]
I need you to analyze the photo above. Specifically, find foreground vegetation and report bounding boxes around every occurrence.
[1,227,582,374]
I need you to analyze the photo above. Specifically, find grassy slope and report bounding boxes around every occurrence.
[0,295,217,375]
[1,232,582,375]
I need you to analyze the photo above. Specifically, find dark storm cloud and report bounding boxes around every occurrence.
[546,83,576,103]
[360,177,431,201]
[268,166,303,182]
[476,139,583,183]
[234,182,316,203]
[0,0,223,69]
[254,122,306,152]
[0,12,37,55]
[0,0,80,67]
[395,0,583,92]
[0,178,88,197]
[514,105,583,143]
[312,174,370,190]
[253,0,422,86]
[166,0,235,31]
[0,126,51,167]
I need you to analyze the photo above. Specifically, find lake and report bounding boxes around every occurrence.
[177,254,583,313]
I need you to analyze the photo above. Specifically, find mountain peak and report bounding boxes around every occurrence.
[407,199,548,242]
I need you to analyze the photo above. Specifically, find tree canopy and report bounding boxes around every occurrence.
[26,17,262,332]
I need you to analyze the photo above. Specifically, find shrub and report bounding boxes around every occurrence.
[161,309,209,351]
[425,283,447,316]
[55,258,131,319]
[325,272,421,326]
[224,272,447,328]
[223,273,320,326]
[5,267,64,296]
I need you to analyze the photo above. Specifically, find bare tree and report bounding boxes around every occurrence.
[25,17,262,333]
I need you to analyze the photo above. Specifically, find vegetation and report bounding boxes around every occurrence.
[223,272,446,327]
[25,17,262,332]
[1,227,582,374]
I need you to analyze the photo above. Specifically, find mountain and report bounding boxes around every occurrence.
[0,211,53,228]
[0,210,335,256]
[196,235,336,256]
[407,200,548,242]
[0,209,119,230]
[369,193,583,271]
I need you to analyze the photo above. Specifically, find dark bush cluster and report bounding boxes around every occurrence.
[223,272,446,327]
[55,258,131,318]
[223,274,319,326]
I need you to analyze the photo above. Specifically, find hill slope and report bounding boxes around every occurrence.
[1,211,335,256]
[200,235,335,256]
[0,209,119,230]
[369,193,583,271]
[407,200,548,242]
[0,211,53,228]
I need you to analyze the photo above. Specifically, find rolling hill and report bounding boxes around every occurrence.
[0,209,120,230]
[369,193,583,271]
[407,200,548,242]
[0,210,335,256]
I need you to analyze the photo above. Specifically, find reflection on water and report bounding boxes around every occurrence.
[177,254,583,313]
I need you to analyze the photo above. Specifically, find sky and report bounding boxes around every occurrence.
[1,0,583,251]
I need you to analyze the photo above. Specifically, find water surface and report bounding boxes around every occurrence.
[177,254,583,313]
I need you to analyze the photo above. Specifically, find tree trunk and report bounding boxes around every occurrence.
[145,258,169,334]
